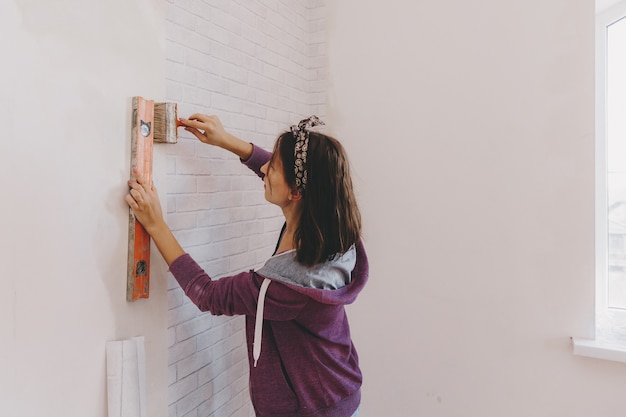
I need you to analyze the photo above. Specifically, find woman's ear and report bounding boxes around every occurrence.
[290,188,302,201]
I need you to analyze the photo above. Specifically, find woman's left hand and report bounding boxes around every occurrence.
[125,167,165,234]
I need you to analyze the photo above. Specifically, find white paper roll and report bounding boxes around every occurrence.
[106,336,146,417]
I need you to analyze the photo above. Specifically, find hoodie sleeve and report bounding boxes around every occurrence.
[169,253,308,319]
[240,144,271,178]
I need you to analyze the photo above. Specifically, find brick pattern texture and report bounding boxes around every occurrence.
[164,1,326,416]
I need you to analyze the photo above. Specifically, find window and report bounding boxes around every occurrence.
[597,2,626,326]
[604,13,626,313]
[573,0,626,362]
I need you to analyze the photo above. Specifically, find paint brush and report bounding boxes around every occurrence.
[153,102,181,144]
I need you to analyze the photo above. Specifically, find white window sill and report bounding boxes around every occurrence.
[572,317,626,364]
[572,336,626,363]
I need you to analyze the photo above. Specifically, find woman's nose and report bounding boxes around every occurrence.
[260,162,268,174]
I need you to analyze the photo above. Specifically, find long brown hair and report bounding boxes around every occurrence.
[272,130,362,266]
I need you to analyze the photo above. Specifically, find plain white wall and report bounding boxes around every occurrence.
[0,1,169,416]
[327,0,626,416]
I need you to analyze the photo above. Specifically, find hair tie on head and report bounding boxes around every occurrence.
[291,115,324,191]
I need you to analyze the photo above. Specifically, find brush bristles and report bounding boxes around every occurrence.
[154,102,179,144]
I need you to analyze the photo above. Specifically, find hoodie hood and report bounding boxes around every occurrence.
[256,239,368,304]
[252,240,368,367]
[257,245,355,289]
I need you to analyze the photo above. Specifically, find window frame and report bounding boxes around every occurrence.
[596,1,626,325]
[572,0,626,363]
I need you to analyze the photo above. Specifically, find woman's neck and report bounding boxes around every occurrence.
[275,229,295,254]
[276,204,301,254]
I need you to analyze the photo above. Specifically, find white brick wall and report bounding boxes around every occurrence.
[164,1,326,416]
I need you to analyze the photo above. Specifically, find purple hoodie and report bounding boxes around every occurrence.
[168,145,369,417]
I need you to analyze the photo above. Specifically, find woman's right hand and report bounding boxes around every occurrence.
[179,114,230,147]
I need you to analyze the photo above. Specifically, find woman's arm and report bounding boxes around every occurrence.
[170,254,308,319]
[241,145,272,178]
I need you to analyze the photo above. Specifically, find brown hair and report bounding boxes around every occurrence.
[272,130,362,266]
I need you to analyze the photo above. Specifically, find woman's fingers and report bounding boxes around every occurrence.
[179,116,211,141]
[187,113,211,122]
[184,114,213,130]
[131,167,147,186]
[184,114,220,132]
[130,168,157,191]
[129,187,143,202]
[180,119,204,131]
[185,127,205,141]
[124,194,138,210]
[127,184,146,214]
[128,168,156,205]
[128,179,142,194]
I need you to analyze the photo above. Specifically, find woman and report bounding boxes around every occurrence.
[126,114,368,417]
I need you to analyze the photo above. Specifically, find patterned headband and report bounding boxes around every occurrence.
[291,115,324,191]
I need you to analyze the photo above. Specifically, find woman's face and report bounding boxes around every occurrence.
[260,154,295,208]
